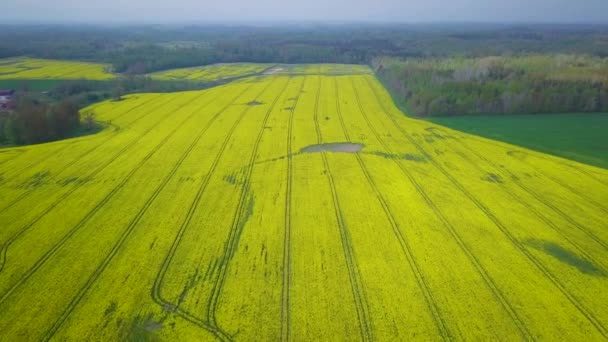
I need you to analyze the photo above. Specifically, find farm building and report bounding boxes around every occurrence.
[0,89,15,110]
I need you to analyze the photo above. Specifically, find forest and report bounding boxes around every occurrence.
[374,55,608,116]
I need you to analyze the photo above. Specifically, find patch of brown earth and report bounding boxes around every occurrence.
[300,142,364,154]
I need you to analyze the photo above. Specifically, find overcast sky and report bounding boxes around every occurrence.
[2,0,608,24]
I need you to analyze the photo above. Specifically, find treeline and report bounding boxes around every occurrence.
[374,55,608,116]
[0,98,83,145]
[0,73,246,146]
[3,24,608,74]
[109,43,368,74]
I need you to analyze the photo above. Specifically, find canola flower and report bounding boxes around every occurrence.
[0,57,115,80]
[0,65,606,341]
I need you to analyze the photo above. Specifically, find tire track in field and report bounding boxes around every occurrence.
[151,78,279,342]
[360,76,534,340]
[0,93,165,207]
[207,78,293,335]
[0,94,170,214]
[0,93,188,272]
[343,77,451,340]
[507,153,608,215]
[40,82,256,342]
[430,126,608,253]
[0,91,207,280]
[364,76,608,338]
[280,78,306,342]
[312,76,373,342]
[452,133,608,191]
[436,135,608,271]
[0,94,164,181]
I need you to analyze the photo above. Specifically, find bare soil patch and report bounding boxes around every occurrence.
[300,142,364,154]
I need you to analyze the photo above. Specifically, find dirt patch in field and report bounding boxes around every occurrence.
[368,151,427,162]
[524,239,605,277]
[300,142,364,154]
[483,173,503,183]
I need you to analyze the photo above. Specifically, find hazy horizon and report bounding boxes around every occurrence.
[2,0,608,24]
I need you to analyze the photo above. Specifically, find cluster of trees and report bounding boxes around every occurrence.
[374,55,608,116]
[0,98,82,145]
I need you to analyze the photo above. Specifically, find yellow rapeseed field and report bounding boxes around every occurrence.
[149,63,275,81]
[0,65,607,341]
[0,57,115,80]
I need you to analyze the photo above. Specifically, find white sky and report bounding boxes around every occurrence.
[2,0,608,23]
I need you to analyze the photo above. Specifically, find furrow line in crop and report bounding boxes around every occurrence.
[151,78,278,342]
[365,76,608,338]
[0,93,165,180]
[0,94,172,213]
[280,77,306,342]
[314,76,372,342]
[40,80,247,342]
[207,77,294,334]
[0,93,191,273]
[346,76,451,340]
[0,91,206,291]
[362,76,535,340]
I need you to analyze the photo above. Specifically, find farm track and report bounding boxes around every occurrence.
[280,78,306,342]
[513,156,608,215]
[344,77,451,340]
[429,126,608,254]
[440,137,608,271]
[0,93,190,270]
[151,78,279,342]
[312,76,373,342]
[364,76,608,338]
[0,91,209,296]
[206,78,293,336]
[454,133,608,194]
[39,81,253,342]
[361,76,534,340]
[0,94,169,213]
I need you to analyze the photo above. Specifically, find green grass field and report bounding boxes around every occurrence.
[430,113,608,169]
